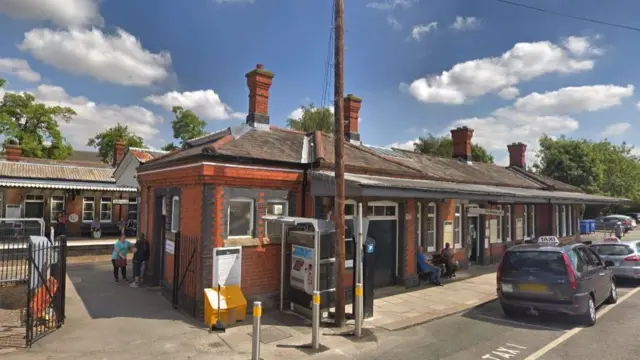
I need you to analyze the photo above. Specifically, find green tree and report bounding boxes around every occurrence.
[534,135,640,202]
[170,106,207,147]
[0,78,76,159]
[286,104,334,133]
[412,134,495,164]
[87,123,144,163]
[161,143,178,151]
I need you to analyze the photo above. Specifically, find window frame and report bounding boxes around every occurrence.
[426,202,437,252]
[496,205,503,242]
[227,198,255,239]
[127,196,138,221]
[567,205,573,236]
[265,199,289,240]
[523,204,529,240]
[555,205,560,236]
[170,196,180,233]
[366,201,398,220]
[561,205,567,237]
[50,195,65,223]
[505,205,512,242]
[344,199,357,269]
[454,204,462,248]
[529,205,535,238]
[82,196,95,223]
[100,196,113,223]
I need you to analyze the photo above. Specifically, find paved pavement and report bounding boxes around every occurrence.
[351,280,640,360]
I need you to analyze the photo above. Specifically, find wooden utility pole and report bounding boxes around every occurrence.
[333,0,346,328]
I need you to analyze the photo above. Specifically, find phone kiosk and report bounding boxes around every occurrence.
[262,216,336,320]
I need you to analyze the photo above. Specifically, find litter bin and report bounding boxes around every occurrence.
[589,220,596,234]
[580,220,588,234]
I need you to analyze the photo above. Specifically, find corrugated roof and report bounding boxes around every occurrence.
[0,160,115,182]
[0,178,136,192]
[128,148,167,163]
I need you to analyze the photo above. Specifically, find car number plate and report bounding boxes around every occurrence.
[501,283,513,292]
[519,284,549,293]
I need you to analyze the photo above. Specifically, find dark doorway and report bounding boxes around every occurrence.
[150,196,165,287]
[24,202,44,219]
[468,216,479,262]
[367,220,397,287]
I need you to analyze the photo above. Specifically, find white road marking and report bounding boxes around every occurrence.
[481,343,526,359]
[473,314,566,332]
[523,286,640,360]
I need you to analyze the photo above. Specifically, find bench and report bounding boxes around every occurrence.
[79,223,121,237]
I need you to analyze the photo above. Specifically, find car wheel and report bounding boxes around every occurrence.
[578,297,597,327]
[605,282,618,304]
[501,304,522,318]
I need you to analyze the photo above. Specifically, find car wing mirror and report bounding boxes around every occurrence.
[604,260,615,268]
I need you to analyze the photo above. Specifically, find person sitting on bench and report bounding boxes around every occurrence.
[441,243,458,278]
[417,246,443,286]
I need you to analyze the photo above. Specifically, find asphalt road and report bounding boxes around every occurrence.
[356,280,640,360]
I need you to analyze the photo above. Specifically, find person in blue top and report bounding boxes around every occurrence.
[417,246,443,286]
[112,234,132,282]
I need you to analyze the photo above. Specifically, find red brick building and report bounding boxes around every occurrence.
[136,64,628,316]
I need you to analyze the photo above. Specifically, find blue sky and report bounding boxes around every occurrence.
[1,0,640,165]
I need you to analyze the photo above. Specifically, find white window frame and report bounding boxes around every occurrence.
[567,205,573,236]
[523,205,529,240]
[170,196,180,233]
[100,196,112,223]
[417,202,422,248]
[555,205,560,236]
[561,205,567,237]
[344,199,357,268]
[529,205,535,238]
[505,205,512,242]
[265,199,288,238]
[50,195,65,223]
[454,204,462,248]
[227,198,255,239]
[496,205,503,242]
[426,202,437,252]
[82,196,95,223]
[127,196,138,221]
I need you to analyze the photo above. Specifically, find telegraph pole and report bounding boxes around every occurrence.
[333,0,346,328]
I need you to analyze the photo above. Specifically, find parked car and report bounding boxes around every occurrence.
[590,240,640,281]
[625,212,640,224]
[594,215,635,232]
[497,241,617,326]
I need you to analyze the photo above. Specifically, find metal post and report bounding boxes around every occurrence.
[312,290,321,349]
[252,301,262,360]
[354,203,364,337]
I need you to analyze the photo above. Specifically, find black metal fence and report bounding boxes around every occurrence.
[0,219,66,349]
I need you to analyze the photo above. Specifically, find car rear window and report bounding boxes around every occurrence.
[591,245,633,256]
[502,251,567,275]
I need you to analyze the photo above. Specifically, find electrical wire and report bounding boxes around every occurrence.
[320,0,335,110]
[492,0,640,32]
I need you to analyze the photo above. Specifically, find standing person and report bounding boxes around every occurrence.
[90,217,101,239]
[614,221,624,240]
[111,235,131,282]
[56,212,68,236]
[131,237,150,288]
[117,217,127,236]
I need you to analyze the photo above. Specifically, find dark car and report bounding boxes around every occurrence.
[594,215,634,232]
[625,213,640,223]
[497,242,617,326]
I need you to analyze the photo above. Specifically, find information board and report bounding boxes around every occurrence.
[443,221,453,248]
[165,240,175,254]
[213,246,242,287]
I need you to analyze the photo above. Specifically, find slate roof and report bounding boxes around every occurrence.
[0,158,115,182]
[66,150,105,163]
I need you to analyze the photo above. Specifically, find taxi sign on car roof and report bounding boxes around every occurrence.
[535,236,560,245]
[603,236,621,243]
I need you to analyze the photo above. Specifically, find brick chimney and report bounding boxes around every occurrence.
[5,143,21,162]
[344,94,362,144]
[507,142,527,168]
[450,126,474,162]
[245,64,274,129]
[113,139,126,167]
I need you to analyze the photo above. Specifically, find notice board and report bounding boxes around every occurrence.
[213,246,242,287]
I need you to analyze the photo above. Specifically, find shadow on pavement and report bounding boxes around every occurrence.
[67,262,201,326]
[461,300,575,331]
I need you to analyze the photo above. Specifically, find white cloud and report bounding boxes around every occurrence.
[603,122,631,137]
[31,84,164,149]
[145,90,245,121]
[0,0,103,27]
[366,0,417,10]
[497,87,519,100]
[450,16,479,31]
[387,138,416,150]
[0,58,40,82]
[387,15,402,30]
[411,22,437,41]
[19,28,172,87]
[563,36,603,56]
[406,36,601,104]
[512,85,634,115]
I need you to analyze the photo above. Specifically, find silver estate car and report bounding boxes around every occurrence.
[590,240,640,280]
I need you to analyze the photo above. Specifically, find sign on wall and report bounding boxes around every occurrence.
[68,213,79,223]
[213,246,242,287]
[489,219,498,243]
[113,199,129,205]
[467,207,504,216]
[443,221,453,248]
[516,218,524,240]
[165,240,175,254]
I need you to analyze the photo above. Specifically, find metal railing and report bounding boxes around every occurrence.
[0,219,45,285]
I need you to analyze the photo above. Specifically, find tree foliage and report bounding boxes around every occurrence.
[0,77,75,159]
[412,134,495,164]
[161,143,178,151]
[286,104,334,133]
[87,123,144,163]
[170,106,207,147]
[534,135,640,203]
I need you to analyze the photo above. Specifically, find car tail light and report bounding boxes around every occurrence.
[624,254,640,262]
[497,255,505,283]
[562,253,577,289]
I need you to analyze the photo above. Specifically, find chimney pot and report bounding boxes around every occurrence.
[246,63,274,129]
[507,142,527,168]
[450,126,474,161]
[343,94,362,144]
[5,144,21,162]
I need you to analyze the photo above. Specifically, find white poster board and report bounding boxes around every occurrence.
[165,240,175,254]
[213,246,242,287]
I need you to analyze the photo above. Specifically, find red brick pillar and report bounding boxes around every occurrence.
[402,199,418,287]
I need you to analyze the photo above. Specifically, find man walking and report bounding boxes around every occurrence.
[131,237,150,288]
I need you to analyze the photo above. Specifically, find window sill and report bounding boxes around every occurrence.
[224,236,281,247]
